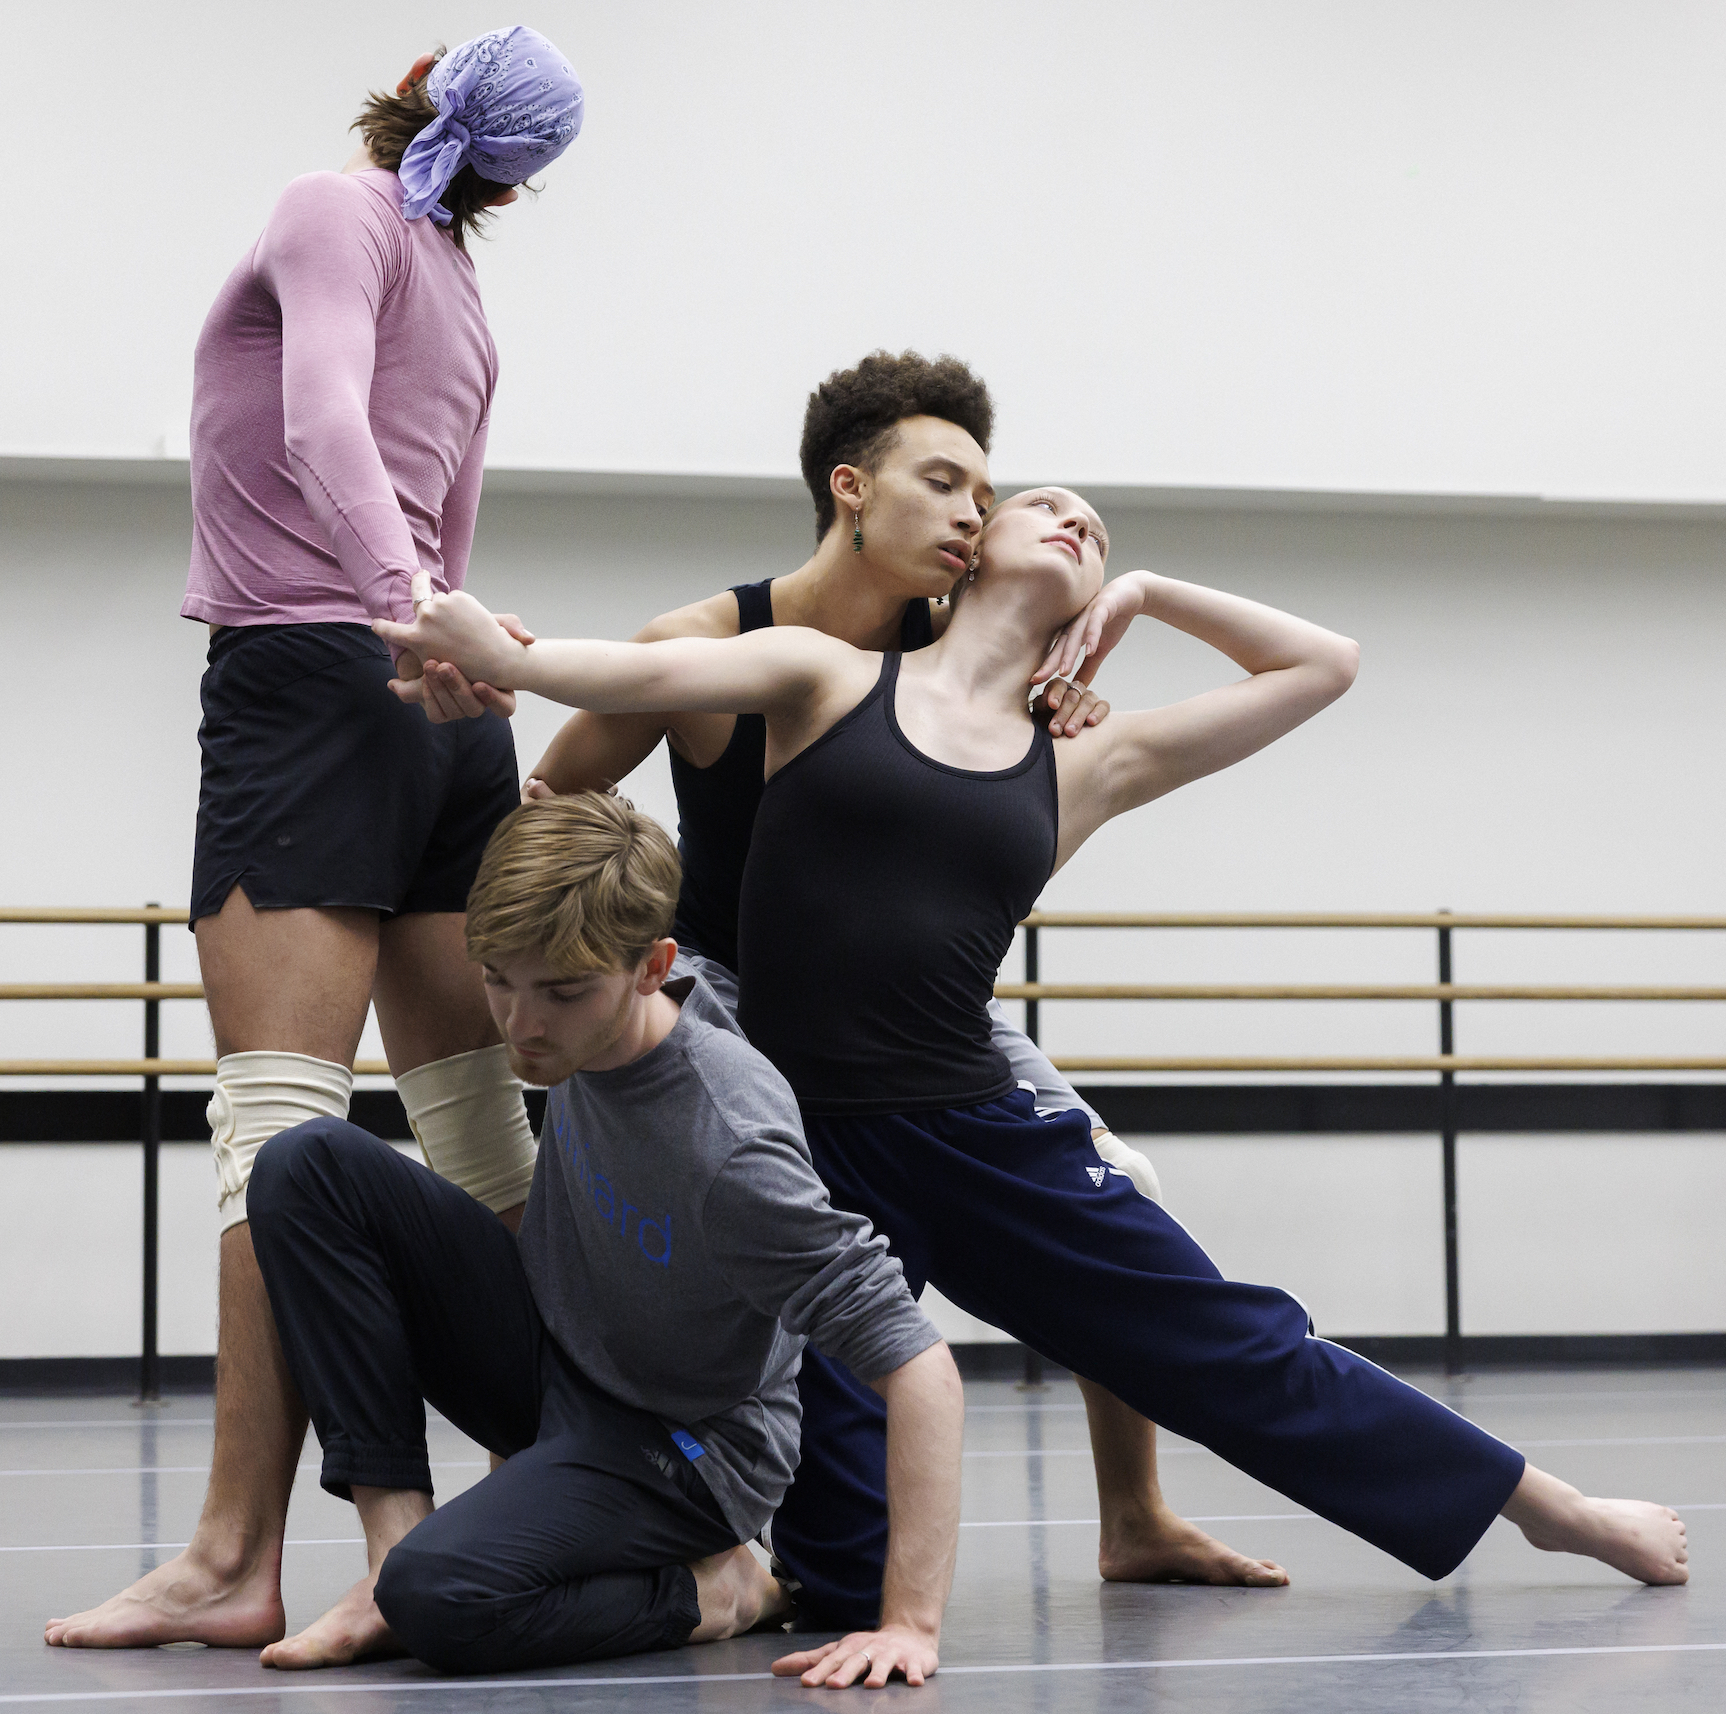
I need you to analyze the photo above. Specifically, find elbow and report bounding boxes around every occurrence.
[1322,635,1361,698]
[926,1337,963,1399]
[280,418,336,484]
[874,1336,962,1408]
[280,396,367,474]
[913,1339,965,1419]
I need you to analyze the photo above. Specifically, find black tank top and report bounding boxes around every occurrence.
[668,581,934,972]
[736,653,1058,1113]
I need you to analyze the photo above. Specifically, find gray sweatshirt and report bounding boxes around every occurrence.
[517,963,940,1540]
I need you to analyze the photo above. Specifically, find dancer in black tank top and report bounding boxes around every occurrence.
[737,652,1053,1111]
[669,582,932,974]
[389,482,1684,1631]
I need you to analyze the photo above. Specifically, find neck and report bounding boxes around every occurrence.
[771,529,933,650]
[581,988,681,1073]
[341,143,378,175]
[920,578,1062,714]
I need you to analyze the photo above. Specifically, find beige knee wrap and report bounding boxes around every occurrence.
[396,1044,538,1214]
[1094,1130,1163,1204]
[209,1052,354,1232]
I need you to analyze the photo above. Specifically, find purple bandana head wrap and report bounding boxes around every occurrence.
[398,26,583,225]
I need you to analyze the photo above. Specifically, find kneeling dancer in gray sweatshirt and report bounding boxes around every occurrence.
[247,793,962,1687]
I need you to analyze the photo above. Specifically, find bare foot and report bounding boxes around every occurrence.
[260,1571,404,1670]
[45,1547,286,1650]
[688,1544,793,1642]
[1100,1506,1289,1587]
[1504,1466,1688,1586]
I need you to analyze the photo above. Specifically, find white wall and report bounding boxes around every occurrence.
[2,473,1722,1356]
[8,2,1725,498]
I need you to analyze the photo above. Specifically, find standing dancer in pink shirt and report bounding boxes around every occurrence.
[46,28,583,1654]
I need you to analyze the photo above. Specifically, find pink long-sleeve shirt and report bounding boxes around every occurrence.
[181,168,497,630]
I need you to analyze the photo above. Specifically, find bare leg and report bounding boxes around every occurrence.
[1501,1463,1687,1584]
[45,891,377,1649]
[45,1224,309,1647]
[1077,1378,1289,1587]
[688,1545,792,1642]
[261,1487,432,1669]
[371,911,501,1075]
[200,891,379,1064]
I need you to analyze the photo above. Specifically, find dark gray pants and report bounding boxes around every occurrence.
[249,1119,737,1673]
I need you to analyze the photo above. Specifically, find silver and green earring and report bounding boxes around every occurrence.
[851,509,864,553]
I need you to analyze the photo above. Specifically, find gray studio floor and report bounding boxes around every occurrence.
[1,1367,1721,1712]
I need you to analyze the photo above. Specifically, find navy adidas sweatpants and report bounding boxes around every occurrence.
[771,1089,1526,1629]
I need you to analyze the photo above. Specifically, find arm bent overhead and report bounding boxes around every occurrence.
[1050,571,1360,867]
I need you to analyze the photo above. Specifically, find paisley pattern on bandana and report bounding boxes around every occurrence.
[398,25,584,226]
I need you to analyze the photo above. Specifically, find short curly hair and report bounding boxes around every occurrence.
[799,350,994,542]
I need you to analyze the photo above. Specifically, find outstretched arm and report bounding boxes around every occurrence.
[1052,571,1359,864]
[375,590,872,764]
[524,596,753,790]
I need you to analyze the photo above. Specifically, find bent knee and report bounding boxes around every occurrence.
[375,1542,488,1673]
[248,1119,376,1220]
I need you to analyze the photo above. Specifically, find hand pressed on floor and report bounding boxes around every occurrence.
[772,1621,940,1688]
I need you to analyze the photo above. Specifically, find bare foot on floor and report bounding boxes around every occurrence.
[689,1544,793,1642]
[1518,1495,1689,1586]
[1100,1509,1289,1588]
[45,1549,286,1649]
[260,1572,404,1670]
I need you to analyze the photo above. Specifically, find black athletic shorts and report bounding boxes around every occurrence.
[189,622,519,927]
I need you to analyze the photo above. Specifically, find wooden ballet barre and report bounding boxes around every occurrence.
[1048,1055,1726,1073]
[0,907,190,925]
[0,984,205,1001]
[994,983,1726,1002]
[0,1059,394,1077]
[1020,911,1726,931]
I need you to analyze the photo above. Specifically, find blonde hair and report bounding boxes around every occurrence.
[465,794,681,976]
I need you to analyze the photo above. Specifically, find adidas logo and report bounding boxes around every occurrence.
[1086,1165,1105,1187]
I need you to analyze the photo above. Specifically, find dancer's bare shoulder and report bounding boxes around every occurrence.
[634,591,749,644]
